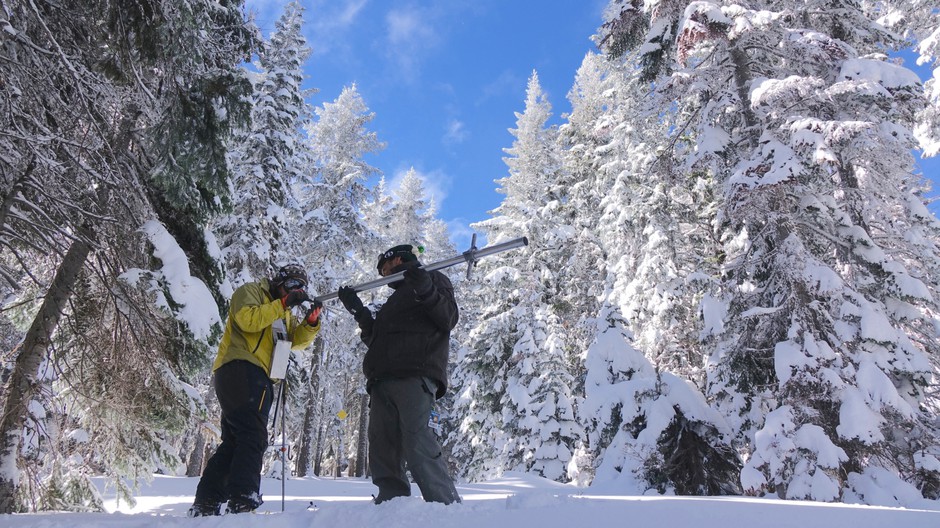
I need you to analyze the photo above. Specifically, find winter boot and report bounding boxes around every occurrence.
[373,492,409,505]
[226,494,262,514]
[187,501,221,517]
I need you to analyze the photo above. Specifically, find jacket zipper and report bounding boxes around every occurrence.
[251,327,266,355]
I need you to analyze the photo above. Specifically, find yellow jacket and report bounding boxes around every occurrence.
[212,279,319,376]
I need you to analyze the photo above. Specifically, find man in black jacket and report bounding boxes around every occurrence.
[338,244,461,505]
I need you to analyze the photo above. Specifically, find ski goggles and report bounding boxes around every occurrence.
[282,278,306,291]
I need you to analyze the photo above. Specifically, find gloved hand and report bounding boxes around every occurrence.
[338,286,364,315]
[403,267,433,297]
[305,300,323,325]
[282,289,310,309]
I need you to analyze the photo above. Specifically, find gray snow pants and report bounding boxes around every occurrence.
[368,377,460,505]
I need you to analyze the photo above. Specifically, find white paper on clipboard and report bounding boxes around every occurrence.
[270,319,290,380]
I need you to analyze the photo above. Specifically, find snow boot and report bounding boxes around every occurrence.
[187,501,221,517]
[373,492,409,505]
[226,494,262,514]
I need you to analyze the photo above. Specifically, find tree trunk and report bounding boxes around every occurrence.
[295,338,323,477]
[0,157,38,288]
[354,392,369,478]
[729,44,759,149]
[313,421,325,476]
[0,234,92,513]
[295,398,315,477]
[185,379,218,477]
[185,426,207,477]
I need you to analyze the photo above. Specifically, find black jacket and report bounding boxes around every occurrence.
[356,261,458,399]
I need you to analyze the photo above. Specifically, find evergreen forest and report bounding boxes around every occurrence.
[2,0,940,513]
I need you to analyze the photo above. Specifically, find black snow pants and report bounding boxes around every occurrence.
[194,360,274,507]
[368,377,460,505]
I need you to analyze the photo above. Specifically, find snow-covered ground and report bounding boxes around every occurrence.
[1,472,939,527]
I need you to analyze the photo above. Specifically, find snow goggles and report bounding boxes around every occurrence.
[282,278,306,291]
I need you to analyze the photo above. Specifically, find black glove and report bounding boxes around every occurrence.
[338,286,364,315]
[282,289,310,308]
[403,267,433,297]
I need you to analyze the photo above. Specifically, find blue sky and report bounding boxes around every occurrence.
[246,1,939,251]
[246,0,608,250]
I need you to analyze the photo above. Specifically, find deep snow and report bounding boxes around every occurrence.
[1,472,939,528]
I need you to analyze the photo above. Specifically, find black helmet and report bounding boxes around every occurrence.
[376,244,423,271]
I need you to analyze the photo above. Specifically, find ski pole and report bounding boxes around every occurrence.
[310,235,529,303]
[280,381,287,512]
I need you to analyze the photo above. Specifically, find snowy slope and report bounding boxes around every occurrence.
[1,473,938,528]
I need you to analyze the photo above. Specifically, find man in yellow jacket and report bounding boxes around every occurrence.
[189,263,321,516]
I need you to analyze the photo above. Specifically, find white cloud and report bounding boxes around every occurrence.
[386,9,432,46]
[334,0,368,26]
[244,0,368,56]
[443,119,469,145]
[307,0,368,56]
[383,7,439,80]
[446,218,486,252]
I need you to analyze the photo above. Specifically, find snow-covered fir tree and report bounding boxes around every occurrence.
[359,176,395,266]
[558,44,737,492]
[574,301,740,493]
[0,0,256,512]
[215,1,313,285]
[452,71,580,482]
[422,211,458,264]
[6,1,940,513]
[385,168,434,247]
[555,53,613,358]
[299,83,383,287]
[292,82,384,477]
[597,0,940,500]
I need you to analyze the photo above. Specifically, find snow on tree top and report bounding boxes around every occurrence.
[839,59,921,90]
[680,1,732,32]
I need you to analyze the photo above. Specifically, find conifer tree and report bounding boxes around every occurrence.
[557,43,733,491]
[293,83,383,476]
[597,0,940,501]
[575,302,740,493]
[556,53,612,347]
[422,212,458,264]
[0,0,256,512]
[452,72,580,482]
[216,0,313,283]
[385,169,433,245]
[360,176,394,263]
